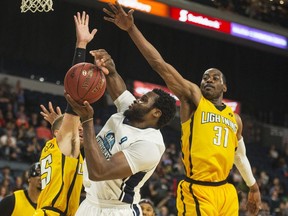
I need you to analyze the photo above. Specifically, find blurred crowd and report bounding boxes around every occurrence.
[189,0,288,29]
[0,77,288,215]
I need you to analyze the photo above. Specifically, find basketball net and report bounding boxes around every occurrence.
[21,0,54,13]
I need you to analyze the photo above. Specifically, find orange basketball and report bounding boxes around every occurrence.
[64,62,106,104]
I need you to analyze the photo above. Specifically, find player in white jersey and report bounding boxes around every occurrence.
[66,49,177,216]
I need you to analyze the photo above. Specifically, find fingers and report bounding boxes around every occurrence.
[127,9,134,17]
[56,106,62,115]
[84,13,88,26]
[65,93,83,107]
[89,49,108,60]
[103,16,115,23]
[91,29,97,37]
[81,11,86,24]
[40,104,48,114]
[115,1,126,15]
[103,8,115,18]
[83,101,95,116]
[74,11,88,25]
[108,2,118,14]
[48,101,55,113]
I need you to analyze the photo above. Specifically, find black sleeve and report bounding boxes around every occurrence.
[72,48,86,65]
[0,194,15,216]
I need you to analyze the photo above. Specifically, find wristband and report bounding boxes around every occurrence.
[81,118,93,125]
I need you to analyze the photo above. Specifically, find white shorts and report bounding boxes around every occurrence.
[75,198,142,216]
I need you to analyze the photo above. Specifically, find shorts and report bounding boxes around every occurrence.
[176,180,239,216]
[75,198,142,216]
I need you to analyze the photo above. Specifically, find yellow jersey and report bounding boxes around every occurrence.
[37,138,83,216]
[13,190,36,216]
[181,97,238,182]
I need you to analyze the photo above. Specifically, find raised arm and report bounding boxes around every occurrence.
[103,1,201,106]
[72,11,97,65]
[55,11,95,158]
[65,93,133,181]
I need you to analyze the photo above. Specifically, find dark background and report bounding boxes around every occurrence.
[1,0,288,125]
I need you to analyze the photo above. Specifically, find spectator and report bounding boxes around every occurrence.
[22,137,41,163]
[35,119,53,144]
[0,185,8,201]
[12,176,23,192]
[29,112,40,127]
[0,109,6,128]
[0,128,19,160]
[139,199,156,216]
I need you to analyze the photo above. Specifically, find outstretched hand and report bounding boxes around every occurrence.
[40,101,62,125]
[103,1,134,31]
[74,11,97,48]
[64,93,94,122]
[90,49,116,75]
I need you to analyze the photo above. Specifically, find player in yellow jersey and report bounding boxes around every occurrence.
[0,162,41,216]
[33,11,96,216]
[103,1,262,215]
[33,114,83,216]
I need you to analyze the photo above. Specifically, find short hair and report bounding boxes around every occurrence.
[204,68,227,84]
[139,198,155,208]
[152,88,176,128]
[51,114,64,135]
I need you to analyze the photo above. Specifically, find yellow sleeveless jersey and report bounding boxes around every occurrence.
[181,97,238,182]
[37,138,83,216]
[13,190,36,215]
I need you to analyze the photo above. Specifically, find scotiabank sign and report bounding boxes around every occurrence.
[133,80,241,113]
[170,7,231,33]
[99,0,169,17]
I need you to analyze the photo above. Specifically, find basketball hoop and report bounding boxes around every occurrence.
[21,0,54,13]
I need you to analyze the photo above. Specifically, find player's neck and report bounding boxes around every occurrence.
[28,187,40,203]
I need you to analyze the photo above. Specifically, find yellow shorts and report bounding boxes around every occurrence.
[176,180,239,216]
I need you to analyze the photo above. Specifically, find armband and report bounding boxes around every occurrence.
[72,48,86,65]
[234,138,256,187]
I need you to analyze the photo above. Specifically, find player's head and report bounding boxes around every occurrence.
[51,114,64,136]
[51,114,83,144]
[28,162,41,191]
[139,199,156,216]
[124,88,176,129]
[200,68,227,100]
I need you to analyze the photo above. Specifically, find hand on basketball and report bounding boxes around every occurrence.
[74,11,97,48]
[103,1,135,31]
[64,92,94,121]
[90,49,116,75]
[40,101,62,125]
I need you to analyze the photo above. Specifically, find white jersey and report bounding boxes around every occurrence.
[82,90,165,206]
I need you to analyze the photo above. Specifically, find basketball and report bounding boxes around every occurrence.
[64,62,106,104]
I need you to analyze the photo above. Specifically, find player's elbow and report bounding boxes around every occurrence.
[87,167,106,181]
